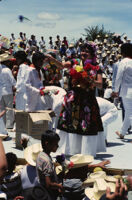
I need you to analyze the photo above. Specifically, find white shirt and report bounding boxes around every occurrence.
[97,97,118,127]
[16,63,31,93]
[16,64,43,111]
[0,65,16,96]
[114,58,132,98]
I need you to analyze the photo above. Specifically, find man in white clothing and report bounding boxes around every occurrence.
[0,54,16,129]
[113,43,132,139]
[14,51,32,110]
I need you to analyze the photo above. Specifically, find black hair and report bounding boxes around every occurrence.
[6,152,17,173]
[48,52,56,59]
[19,42,26,49]
[32,52,45,65]
[80,43,95,57]
[14,50,27,62]
[121,43,132,58]
[41,130,60,150]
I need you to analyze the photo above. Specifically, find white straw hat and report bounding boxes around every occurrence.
[70,154,94,168]
[24,143,42,166]
[85,178,116,200]
[0,53,13,62]
[0,134,8,140]
[83,171,116,188]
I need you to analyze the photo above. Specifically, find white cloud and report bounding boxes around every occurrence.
[38,12,60,20]
[35,22,56,28]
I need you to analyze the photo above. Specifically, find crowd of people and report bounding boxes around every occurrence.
[0,31,132,199]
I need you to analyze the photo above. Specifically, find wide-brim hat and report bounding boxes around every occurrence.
[85,182,115,200]
[97,50,101,54]
[24,143,42,166]
[56,165,69,175]
[0,134,8,140]
[102,53,107,58]
[0,53,13,62]
[69,43,74,48]
[70,154,94,168]
[85,174,116,200]
[83,171,116,188]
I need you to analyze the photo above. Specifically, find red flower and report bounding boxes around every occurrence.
[60,113,63,117]
[83,63,93,71]
[82,71,88,78]
[40,89,44,96]
[68,161,74,169]
[55,90,59,95]
[70,68,82,80]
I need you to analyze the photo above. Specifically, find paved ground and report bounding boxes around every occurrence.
[2,110,132,170]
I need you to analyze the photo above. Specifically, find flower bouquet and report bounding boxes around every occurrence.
[56,154,74,184]
[69,62,99,89]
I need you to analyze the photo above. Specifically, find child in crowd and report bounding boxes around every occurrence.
[0,152,22,200]
[36,130,63,200]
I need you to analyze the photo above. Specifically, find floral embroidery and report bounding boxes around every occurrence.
[57,87,103,135]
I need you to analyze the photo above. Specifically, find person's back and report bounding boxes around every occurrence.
[1,66,16,96]
[116,57,132,98]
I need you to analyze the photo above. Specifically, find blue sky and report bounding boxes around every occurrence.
[0,0,132,43]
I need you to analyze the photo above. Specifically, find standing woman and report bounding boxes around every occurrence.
[55,43,105,157]
[114,43,132,139]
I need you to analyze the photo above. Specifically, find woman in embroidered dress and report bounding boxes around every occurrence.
[53,43,106,157]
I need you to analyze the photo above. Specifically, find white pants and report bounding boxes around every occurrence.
[121,97,132,136]
[0,94,14,128]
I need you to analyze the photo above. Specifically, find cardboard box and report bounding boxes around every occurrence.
[15,110,55,149]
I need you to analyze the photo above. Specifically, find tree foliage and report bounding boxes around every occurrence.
[83,25,114,42]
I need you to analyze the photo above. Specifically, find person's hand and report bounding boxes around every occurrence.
[0,110,6,118]
[98,160,111,169]
[58,184,65,193]
[14,196,24,200]
[106,179,127,200]
[20,138,29,149]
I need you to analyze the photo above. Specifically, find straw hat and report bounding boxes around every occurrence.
[24,143,42,166]
[97,50,101,54]
[83,171,116,187]
[0,134,8,140]
[102,53,107,58]
[0,191,7,200]
[0,53,13,62]
[84,171,116,200]
[85,180,116,200]
[70,154,94,168]
[69,43,74,48]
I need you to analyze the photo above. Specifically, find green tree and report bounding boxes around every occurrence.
[83,25,114,42]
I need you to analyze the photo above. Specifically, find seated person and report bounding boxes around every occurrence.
[0,152,22,199]
[36,130,110,200]
[36,130,63,200]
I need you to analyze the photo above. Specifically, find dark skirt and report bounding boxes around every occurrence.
[57,87,103,136]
